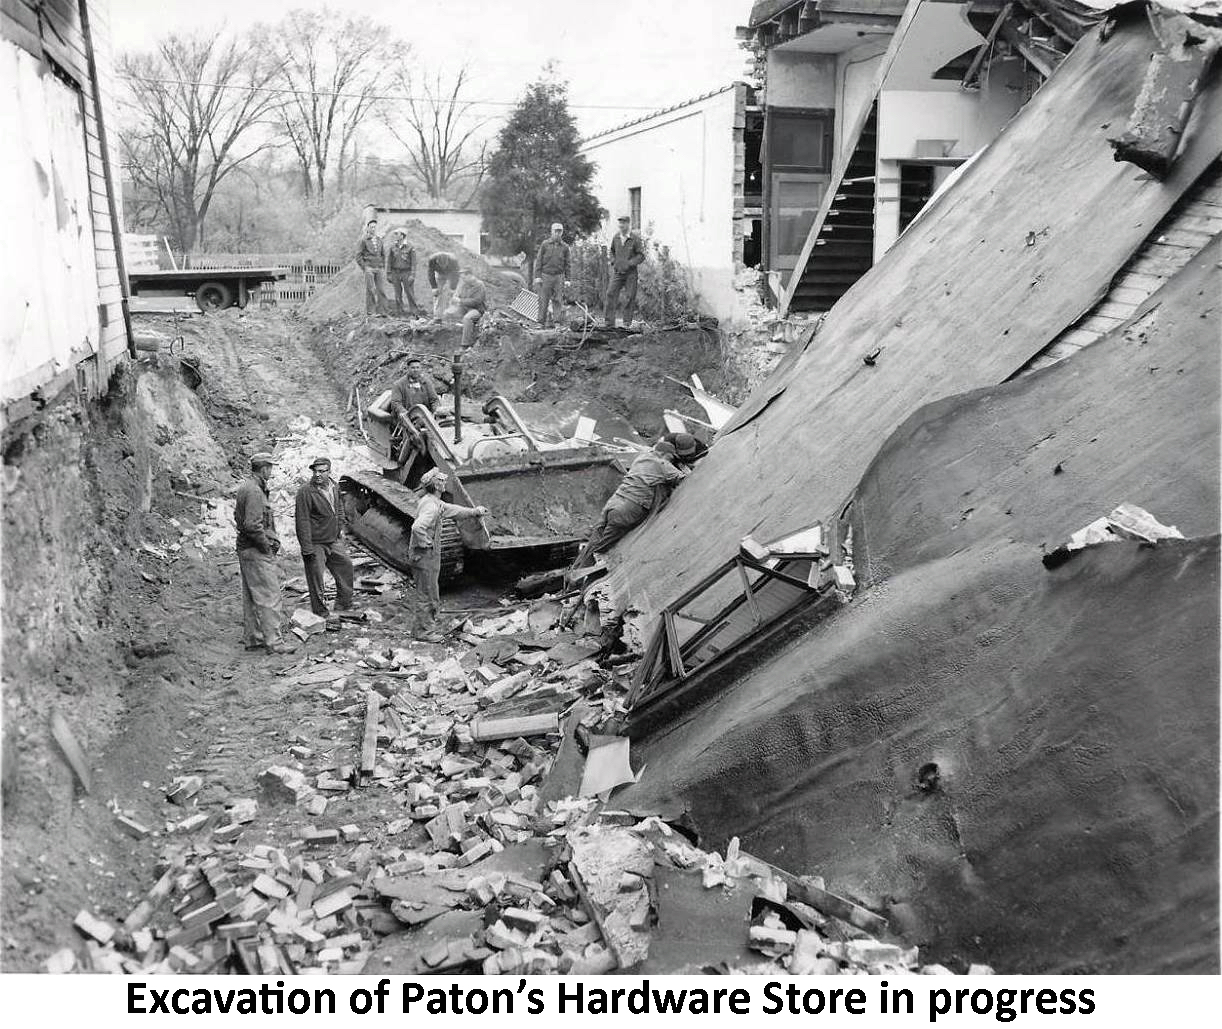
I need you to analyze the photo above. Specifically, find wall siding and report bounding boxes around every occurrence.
[2,0,129,424]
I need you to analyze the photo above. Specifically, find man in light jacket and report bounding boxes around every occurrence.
[406,468,488,640]
[534,222,571,328]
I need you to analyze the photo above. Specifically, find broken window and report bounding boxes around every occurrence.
[627,521,845,725]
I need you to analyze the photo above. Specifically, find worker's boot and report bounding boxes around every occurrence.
[265,641,296,655]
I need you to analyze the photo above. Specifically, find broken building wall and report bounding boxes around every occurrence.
[620,236,1220,972]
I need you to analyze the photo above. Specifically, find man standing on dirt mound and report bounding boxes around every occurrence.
[294,457,355,622]
[356,219,388,316]
[406,468,488,642]
[534,222,571,329]
[234,453,294,654]
[605,214,645,328]
[384,229,424,317]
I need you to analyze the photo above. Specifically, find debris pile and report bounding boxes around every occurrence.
[55,579,996,975]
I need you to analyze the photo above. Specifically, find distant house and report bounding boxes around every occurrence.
[2,0,132,429]
[371,206,485,255]
[580,84,759,324]
[738,0,1075,314]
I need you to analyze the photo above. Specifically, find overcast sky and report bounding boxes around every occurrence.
[108,0,750,139]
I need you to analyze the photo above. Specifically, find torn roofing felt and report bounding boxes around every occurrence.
[618,235,1221,973]
[597,6,1222,623]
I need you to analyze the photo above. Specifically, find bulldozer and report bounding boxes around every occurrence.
[340,380,630,582]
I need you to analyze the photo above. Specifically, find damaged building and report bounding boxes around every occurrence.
[592,0,1221,972]
[740,0,1128,313]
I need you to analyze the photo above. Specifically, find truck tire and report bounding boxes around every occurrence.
[195,280,234,312]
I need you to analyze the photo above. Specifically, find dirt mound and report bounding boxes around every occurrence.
[299,219,517,322]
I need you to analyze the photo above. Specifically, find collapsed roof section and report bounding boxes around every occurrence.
[617,232,1221,972]
[596,2,1222,625]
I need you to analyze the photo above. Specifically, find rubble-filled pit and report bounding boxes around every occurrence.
[2,308,989,974]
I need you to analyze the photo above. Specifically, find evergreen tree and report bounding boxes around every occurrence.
[481,78,604,278]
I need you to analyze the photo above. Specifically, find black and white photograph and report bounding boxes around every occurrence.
[1,0,1219,995]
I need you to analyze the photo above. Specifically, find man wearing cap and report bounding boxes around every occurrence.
[389,358,440,417]
[356,219,388,316]
[384,229,423,316]
[579,439,688,563]
[406,468,489,641]
[235,453,293,654]
[534,222,571,329]
[427,251,461,320]
[659,430,708,466]
[294,457,354,620]
[605,214,646,328]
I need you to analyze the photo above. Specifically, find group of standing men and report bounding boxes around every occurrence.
[356,219,487,347]
[531,213,646,329]
[234,446,487,654]
[356,211,647,338]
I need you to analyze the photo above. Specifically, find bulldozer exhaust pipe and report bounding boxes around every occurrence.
[452,351,463,444]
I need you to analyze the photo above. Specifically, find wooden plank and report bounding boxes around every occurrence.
[359,691,381,779]
[663,611,686,681]
[1169,214,1222,234]
[735,559,765,627]
[1,9,43,57]
[50,709,92,793]
[1113,271,1168,293]
[1092,300,1139,321]
[780,0,922,316]
[1155,228,1216,249]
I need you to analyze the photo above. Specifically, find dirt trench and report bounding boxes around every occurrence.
[1,310,435,968]
[0,308,722,970]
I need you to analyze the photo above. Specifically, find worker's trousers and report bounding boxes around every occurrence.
[363,267,387,315]
[588,496,649,555]
[457,304,483,347]
[405,546,442,633]
[387,272,422,315]
[301,539,355,616]
[537,273,565,327]
[238,546,282,646]
[604,269,638,326]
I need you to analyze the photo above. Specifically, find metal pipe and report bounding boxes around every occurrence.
[451,351,463,444]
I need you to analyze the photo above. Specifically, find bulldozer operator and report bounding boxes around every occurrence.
[387,359,440,478]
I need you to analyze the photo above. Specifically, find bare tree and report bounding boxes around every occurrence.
[257,8,407,208]
[117,32,282,252]
[381,64,488,205]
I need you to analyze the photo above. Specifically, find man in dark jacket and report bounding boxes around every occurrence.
[605,214,646,328]
[235,452,293,654]
[294,457,354,619]
[356,219,387,316]
[384,229,423,316]
[427,252,461,319]
[533,222,571,328]
[389,358,439,417]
